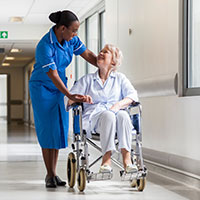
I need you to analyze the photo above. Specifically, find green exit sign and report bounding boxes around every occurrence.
[0,31,8,39]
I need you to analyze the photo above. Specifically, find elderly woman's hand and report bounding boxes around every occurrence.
[83,95,93,104]
[110,102,121,113]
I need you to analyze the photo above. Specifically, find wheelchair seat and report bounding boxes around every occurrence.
[91,132,120,141]
[91,132,100,140]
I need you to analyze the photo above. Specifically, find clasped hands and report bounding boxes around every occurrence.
[68,94,121,113]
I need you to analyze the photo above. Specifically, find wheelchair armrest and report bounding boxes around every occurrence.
[130,101,140,107]
[127,101,141,116]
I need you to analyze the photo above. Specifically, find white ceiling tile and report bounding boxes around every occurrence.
[0,0,34,16]
[30,0,72,14]
[68,0,90,7]
[0,16,10,24]
[24,14,51,25]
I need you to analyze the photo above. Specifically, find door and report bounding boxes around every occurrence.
[0,74,8,122]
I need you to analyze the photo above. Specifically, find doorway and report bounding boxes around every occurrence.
[0,74,8,122]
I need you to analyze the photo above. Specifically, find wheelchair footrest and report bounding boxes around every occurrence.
[88,172,113,181]
[120,168,147,181]
[120,170,138,181]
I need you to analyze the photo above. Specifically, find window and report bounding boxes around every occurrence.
[87,13,99,74]
[76,22,86,80]
[184,0,200,95]
[100,11,106,49]
[75,7,105,79]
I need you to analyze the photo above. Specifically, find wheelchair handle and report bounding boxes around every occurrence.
[71,102,84,111]
[71,102,83,107]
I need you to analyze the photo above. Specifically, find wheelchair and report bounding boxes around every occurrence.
[67,102,147,192]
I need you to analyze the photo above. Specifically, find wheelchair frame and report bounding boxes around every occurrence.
[67,102,147,192]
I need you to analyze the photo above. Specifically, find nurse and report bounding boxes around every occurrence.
[29,10,95,188]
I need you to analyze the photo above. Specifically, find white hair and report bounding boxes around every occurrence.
[104,44,123,69]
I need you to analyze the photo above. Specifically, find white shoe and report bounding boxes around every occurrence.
[126,164,138,173]
[99,165,113,173]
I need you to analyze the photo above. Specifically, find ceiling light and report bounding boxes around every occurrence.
[5,56,15,60]
[10,17,24,22]
[10,48,22,53]
[2,63,10,66]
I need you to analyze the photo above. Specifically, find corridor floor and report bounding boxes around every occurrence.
[0,121,199,200]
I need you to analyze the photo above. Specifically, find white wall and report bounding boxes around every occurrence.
[105,0,200,163]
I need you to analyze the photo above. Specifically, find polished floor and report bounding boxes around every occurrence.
[0,121,199,200]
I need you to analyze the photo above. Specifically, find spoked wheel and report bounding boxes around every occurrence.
[77,168,86,192]
[136,177,146,191]
[67,152,76,188]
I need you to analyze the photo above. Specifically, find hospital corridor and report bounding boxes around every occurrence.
[0,0,200,200]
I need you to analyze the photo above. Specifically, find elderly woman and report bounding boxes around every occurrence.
[66,44,138,173]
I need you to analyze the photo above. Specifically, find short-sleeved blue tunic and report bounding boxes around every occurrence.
[29,26,86,149]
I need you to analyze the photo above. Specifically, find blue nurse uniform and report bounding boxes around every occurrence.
[29,27,86,149]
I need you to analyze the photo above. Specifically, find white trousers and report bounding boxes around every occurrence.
[95,110,133,155]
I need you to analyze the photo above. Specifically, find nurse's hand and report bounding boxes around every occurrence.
[68,94,86,102]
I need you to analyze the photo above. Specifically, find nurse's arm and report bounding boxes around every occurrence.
[80,49,98,67]
[47,69,87,102]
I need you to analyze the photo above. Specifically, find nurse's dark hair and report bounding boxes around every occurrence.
[49,10,79,28]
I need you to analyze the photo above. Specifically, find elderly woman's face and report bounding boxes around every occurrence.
[97,48,113,68]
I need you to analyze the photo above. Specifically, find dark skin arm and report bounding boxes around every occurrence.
[47,69,88,102]
[80,48,98,67]
[47,49,97,103]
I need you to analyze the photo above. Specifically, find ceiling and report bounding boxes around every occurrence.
[0,0,101,69]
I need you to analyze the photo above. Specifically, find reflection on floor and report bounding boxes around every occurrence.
[0,121,199,200]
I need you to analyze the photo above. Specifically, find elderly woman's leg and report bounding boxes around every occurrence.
[102,151,112,166]
[95,110,116,168]
[116,110,137,171]
[121,148,132,167]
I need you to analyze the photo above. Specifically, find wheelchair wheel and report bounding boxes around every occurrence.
[77,168,86,192]
[130,179,137,188]
[136,177,146,191]
[67,152,76,188]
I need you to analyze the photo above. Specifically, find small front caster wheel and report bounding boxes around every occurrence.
[77,168,86,192]
[137,177,146,191]
[130,179,137,188]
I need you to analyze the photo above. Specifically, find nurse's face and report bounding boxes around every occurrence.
[97,47,114,69]
[63,21,80,41]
